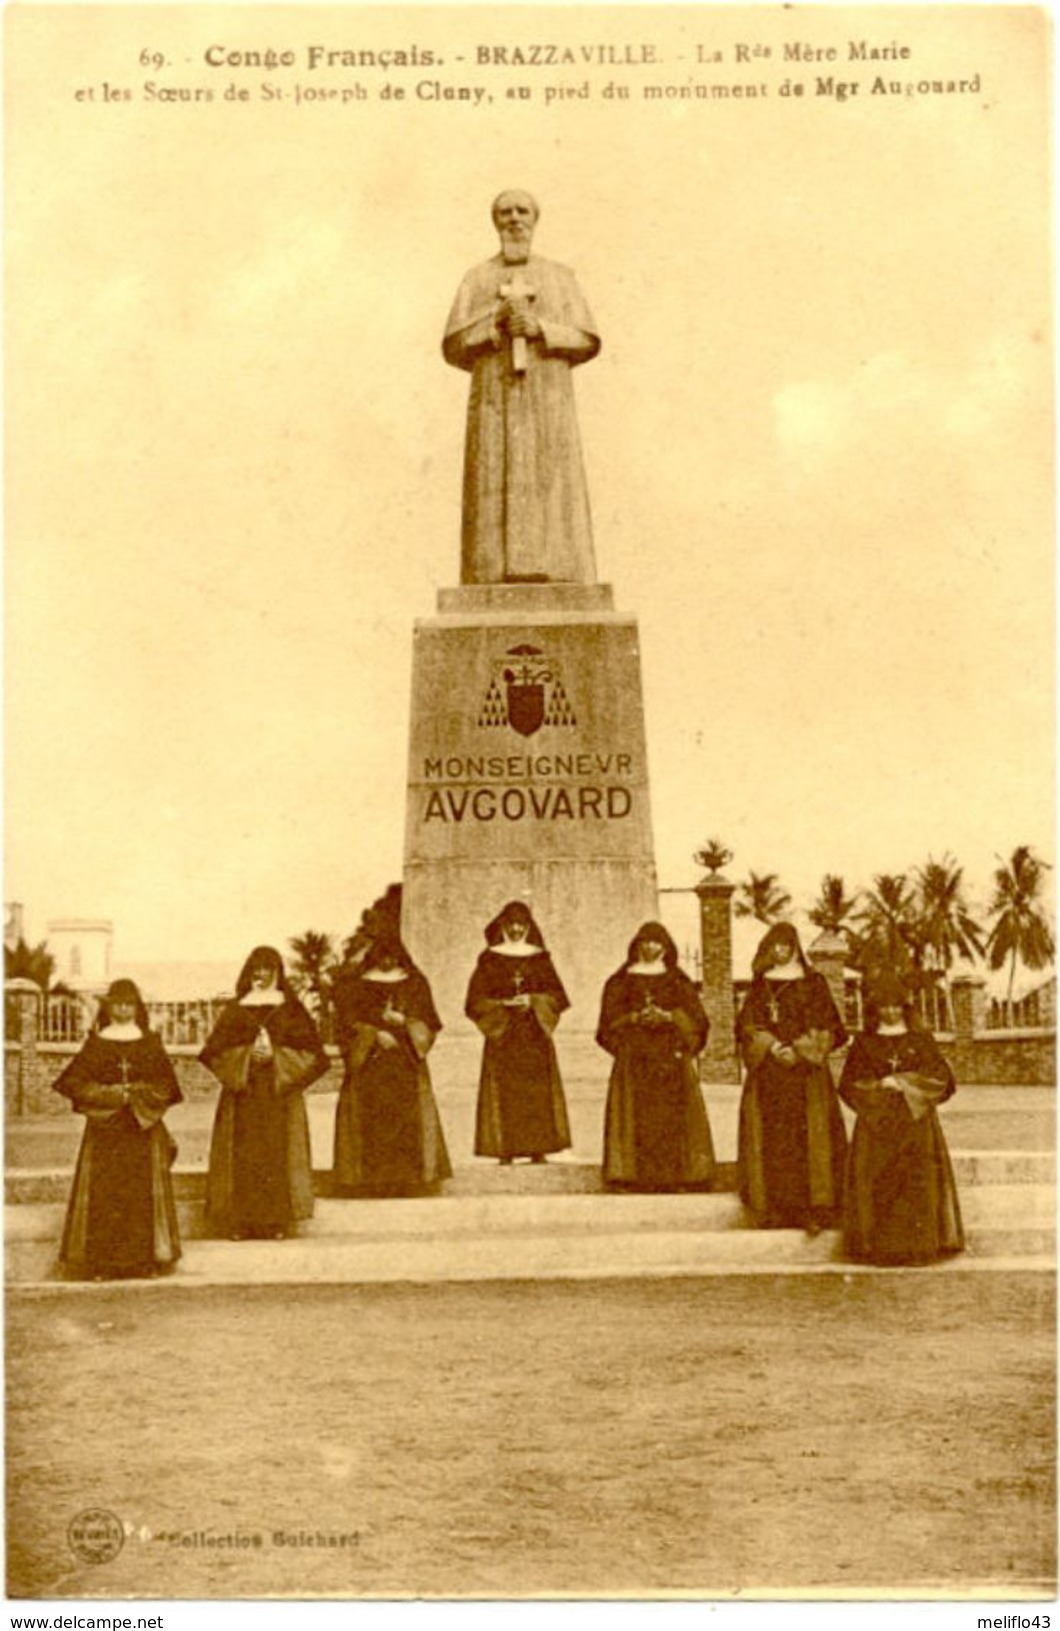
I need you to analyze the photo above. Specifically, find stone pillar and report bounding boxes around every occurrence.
[951,973,986,1037]
[950,973,985,1083]
[5,977,42,1118]
[806,931,849,1020]
[695,875,738,1083]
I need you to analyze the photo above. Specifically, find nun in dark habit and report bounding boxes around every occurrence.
[331,934,452,1195]
[53,977,182,1279]
[736,922,848,1233]
[839,967,964,1265]
[200,945,329,1240]
[597,922,716,1191]
[465,901,572,1163]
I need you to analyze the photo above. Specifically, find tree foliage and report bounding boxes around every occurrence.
[4,937,57,990]
[985,845,1055,1006]
[808,875,858,938]
[287,930,337,1024]
[912,854,984,974]
[734,871,792,925]
[851,874,919,975]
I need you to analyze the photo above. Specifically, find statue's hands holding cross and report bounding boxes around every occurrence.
[497,271,540,372]
[498,292,540,338]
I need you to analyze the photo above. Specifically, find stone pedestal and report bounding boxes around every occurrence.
[402,584,658,1033]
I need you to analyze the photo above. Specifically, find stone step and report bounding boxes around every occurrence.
[4,1147,1053,1207]
[6,1190,745,1244]
[6,1219,1053,1289]
[957,1182,1055,1228]
[963,1227,1056,1260]
[7,1181,1053,1245]
[8,1174,1053,1284]
[0,1159,674,1206]
[951,1149,1056,1184]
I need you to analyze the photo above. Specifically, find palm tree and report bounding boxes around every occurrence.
[985,845,1055,1013]
[913,854,984,975]
[853,874,918,973]
[808,874,859,941]
[4,937,57,990]
[734,871,792,925]
[694,838,733,876]
[288,930,337,1024]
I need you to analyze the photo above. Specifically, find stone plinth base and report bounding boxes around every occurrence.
[402,593,657,1032]
[436,583,614,618]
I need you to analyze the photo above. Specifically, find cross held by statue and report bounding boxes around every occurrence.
[498,269,536,373]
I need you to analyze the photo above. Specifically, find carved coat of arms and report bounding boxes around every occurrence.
[477,644,577,738]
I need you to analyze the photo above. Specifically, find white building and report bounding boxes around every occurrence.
[46,918,113,993]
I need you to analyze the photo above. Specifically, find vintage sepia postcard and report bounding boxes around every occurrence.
[4,2,1054,1615]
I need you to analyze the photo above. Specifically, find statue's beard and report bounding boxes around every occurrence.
[499,229,532,264]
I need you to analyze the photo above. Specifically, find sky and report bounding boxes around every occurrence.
[5,3,1054,974]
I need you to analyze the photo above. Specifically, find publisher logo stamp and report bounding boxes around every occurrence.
[67,1508,125,1565]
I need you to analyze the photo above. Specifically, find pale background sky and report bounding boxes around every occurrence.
[5,4,1054,974]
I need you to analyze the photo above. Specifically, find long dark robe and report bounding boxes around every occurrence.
[597,966,715,1190]
[54,1029,182,1278]
[466,947,572,1158]
[200,994,328,1237]
[444,253,600,584]
[737,971,848,1227]
[332,968,452,1195]
[839,1028,964,1264]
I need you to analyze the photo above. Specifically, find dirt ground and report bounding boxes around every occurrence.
[6,1271,1055,1601]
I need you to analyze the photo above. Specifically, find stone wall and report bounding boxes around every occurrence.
[937,1030,1056,1087]
[5,1039,344,1118]
[702,923,1055,1088]
[7,1026,1052,1115]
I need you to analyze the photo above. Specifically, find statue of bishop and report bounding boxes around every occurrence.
[443,190,600,585]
